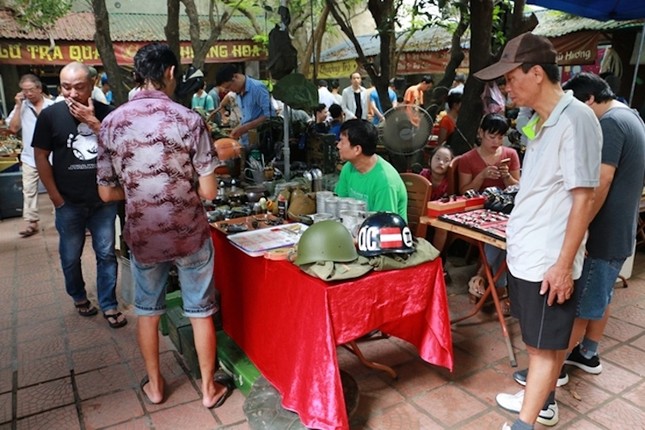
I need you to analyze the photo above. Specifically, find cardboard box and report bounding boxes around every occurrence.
[427,196,486,217]
[216,331,261,396]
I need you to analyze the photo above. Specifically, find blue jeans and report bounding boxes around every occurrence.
[55,201,118,312]
[576,257,625,320]
[131,238,216,318]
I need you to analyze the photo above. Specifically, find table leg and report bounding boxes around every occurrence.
[341,341,398,379]
[451,242,517,367]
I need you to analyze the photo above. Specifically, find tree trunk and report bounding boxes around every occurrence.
[165,0,181,62]
[427,6,468,122]
[300,4,329,79]
[450,0,495,156]
[91,0,128,106]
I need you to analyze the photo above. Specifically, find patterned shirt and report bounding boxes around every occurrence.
[97,90,217,264]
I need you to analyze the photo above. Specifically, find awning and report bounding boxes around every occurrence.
[0,39,266,66]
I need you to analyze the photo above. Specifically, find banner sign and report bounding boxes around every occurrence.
[552,31,599,66]
[309,50,470,79]
[0,40,266,66]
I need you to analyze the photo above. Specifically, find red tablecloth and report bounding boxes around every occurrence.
[212,229,453,430]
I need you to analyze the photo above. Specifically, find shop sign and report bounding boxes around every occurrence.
[306,59,360,79]
[398,50,470,75]
[552,31,599,66]
[0,40,266,66]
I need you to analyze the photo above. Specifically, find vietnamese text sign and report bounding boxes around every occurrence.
[0,40,266,66]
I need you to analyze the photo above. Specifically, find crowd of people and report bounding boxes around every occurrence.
[3,30,645,429]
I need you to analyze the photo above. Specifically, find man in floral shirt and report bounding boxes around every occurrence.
[97,43,233,408]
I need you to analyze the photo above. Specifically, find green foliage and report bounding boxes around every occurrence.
[11,0,72,31]
[252,34,269,49]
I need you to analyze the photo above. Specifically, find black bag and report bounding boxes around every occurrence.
[267,24,297,80]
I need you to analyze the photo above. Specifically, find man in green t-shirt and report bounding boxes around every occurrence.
[334,119,408,220]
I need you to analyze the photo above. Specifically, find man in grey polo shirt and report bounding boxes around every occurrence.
[475,33,602,430]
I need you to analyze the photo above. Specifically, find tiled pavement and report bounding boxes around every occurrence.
[1,195,644,429]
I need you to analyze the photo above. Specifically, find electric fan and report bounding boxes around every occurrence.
[380,104,433,171]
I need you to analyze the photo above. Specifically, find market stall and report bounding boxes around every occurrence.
[211,227,453,430]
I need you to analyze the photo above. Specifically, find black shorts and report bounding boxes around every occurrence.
[508,272,581,350]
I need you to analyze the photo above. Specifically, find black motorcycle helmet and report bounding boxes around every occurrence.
[356,212,415,257]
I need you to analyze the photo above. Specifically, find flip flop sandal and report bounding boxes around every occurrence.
[104,311,128,328]
[210,371,235,409]
[468,275,486,303]
[74,300,98,317]
[19,224,39,237]
[140,375,165,405]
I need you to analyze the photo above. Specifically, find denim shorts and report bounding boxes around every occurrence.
[576,257,624,320]
[131,238,217,318]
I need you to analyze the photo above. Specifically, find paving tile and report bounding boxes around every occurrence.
[354,374,405,416]
[567,358,639,395]
[562,418,606,430]
[149,400,219,430]
[0,341,13,369]
[0,368,12,394]
[457,411,514,430]
[76,363,134,400]
[460,365,524,406]
[623,379,645,409]
[15,320,65,344]
[12,274,54,297]
[388,359,449,398]
[16,292,58,312]
[71,343,122,374]
[364,402,442,430]
[81,389,144,428]
[15,304,61,328]
[67,327,113,352]
[604,344,645,377]
[412,384,488,427]
[0,392,11,424]
[209,389,247,426]
[587,398,645,429]
[16,405,80,430]
[603,316,645,342]
[632,333,645,352]
[102,416,152,429]
[16,378,74,418]
[557,378,613,414]
[611,303,645,329]
[17,335,66,363]
[17,354,70,388]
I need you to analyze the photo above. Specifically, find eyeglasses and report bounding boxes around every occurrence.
[20,86,40,94]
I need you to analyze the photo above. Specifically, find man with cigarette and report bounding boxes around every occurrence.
[32,61,125,328]
[474,33,602,429]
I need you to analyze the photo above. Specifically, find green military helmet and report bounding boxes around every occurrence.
[294,220,358,266]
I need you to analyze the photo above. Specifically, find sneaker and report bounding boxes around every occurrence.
[501,423,512,430]
[565,345,602,374]
[496,390,559,427]
[513,368,569,387]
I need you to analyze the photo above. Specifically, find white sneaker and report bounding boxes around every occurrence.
[501,423,512,430]
[496,390,559,426]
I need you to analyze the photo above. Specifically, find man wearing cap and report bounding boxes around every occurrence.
[474,33,601,430]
